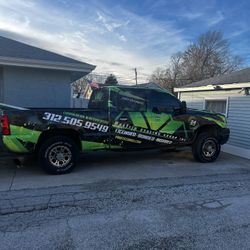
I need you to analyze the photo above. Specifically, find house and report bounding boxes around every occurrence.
[0,36,95,108]
[174,68,250,159]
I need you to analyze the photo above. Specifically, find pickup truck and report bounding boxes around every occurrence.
[0,85,230,174]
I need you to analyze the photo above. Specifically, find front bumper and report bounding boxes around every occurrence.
[219,128,230,145]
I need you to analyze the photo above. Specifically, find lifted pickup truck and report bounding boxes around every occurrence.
[0,86,229,174]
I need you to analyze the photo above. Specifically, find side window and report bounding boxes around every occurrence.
[109,89,118,109]
[116,88,147,111]
[88,89,108,110]
[148,91,181,113]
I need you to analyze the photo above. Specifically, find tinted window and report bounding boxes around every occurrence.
[148,91,181,113]
[88,89,108,110]
[111,88,147,111]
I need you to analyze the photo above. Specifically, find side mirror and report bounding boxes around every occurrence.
[181,101,187,113]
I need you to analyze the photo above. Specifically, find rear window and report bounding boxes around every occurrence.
[110,88,147,111]
[88,89,108,110]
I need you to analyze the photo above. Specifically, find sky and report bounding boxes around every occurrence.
[0,0,249,84]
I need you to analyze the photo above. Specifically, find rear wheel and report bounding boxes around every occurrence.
[192,132,221,163]
[38,136,79,174]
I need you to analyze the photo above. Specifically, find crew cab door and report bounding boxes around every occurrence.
[81,88,110,150]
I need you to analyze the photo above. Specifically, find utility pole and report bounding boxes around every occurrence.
[134,68,138,85]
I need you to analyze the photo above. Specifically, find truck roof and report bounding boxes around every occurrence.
[99,85,174,96]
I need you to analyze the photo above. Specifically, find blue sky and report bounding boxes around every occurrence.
[0,0,249,83]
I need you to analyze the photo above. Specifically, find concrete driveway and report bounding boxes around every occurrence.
[1,149,249,191]
[1,149,250,250]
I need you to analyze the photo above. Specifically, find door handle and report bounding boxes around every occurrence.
[119,117,128,121]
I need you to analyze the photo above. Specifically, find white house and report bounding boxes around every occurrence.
[175,68,250,159]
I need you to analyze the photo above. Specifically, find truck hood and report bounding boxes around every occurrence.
[186,108,223,116]
[185,108,227,128]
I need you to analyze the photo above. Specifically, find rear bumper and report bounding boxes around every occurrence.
[0,133,13,156]
[0,134,32,158]
[0,133,12,157]
[219,128,230,145]
[0,132,6,152]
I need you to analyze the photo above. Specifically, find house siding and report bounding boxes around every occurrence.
[3,66,71,108]
[179,89,250,150]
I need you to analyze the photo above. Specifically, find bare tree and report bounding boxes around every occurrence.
[71,77,88,98]
[150,31,243,92]
[150,53,185,92]
[150,67,170,88]
[71,73,106,98]
[104,74,118,85]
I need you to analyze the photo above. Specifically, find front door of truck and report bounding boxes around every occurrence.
[146,90,189,146]
[109,87,152,149]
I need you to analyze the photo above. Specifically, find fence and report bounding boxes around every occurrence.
[71,98,89,108]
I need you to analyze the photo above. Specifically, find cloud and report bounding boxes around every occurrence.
[96,11,127,32]
[0,0,187,83]
[96,11,129,42]
[207,11,224,26]
[227,22,249,39]
[180,11,203,20]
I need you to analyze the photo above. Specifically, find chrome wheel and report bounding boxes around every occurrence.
[48,145,72,168]
[202,139,217,158]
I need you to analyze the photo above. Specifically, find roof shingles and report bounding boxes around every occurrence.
[0,36,95,69]
[185,68,250,88]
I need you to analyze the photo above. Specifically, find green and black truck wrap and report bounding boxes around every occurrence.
[0,86,230,174]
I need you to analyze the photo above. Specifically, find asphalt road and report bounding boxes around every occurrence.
[0,149,250,250]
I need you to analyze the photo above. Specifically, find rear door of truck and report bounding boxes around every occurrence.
[80,88,110,151]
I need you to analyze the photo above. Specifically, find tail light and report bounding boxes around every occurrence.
[1,115,10,135]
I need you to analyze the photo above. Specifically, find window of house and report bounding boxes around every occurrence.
[205,99,228,115]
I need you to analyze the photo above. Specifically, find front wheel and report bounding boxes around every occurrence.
[38,136,79,174]
[192,132,221,163]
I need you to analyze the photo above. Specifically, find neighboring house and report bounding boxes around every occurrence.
[0,36,95,108]
[175,68,250,159]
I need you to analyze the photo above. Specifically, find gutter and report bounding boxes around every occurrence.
[0,56,96,73]
[174,82,250,92]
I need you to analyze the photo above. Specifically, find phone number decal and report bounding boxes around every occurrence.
[42,112,109,133]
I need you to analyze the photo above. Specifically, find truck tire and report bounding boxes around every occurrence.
[192,132,221,163]
[38,136,79,174]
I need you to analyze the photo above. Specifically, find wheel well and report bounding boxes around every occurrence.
[35,129,82,152]
[194,125,220,140]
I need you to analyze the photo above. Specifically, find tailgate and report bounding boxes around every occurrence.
[0,104,28,153]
